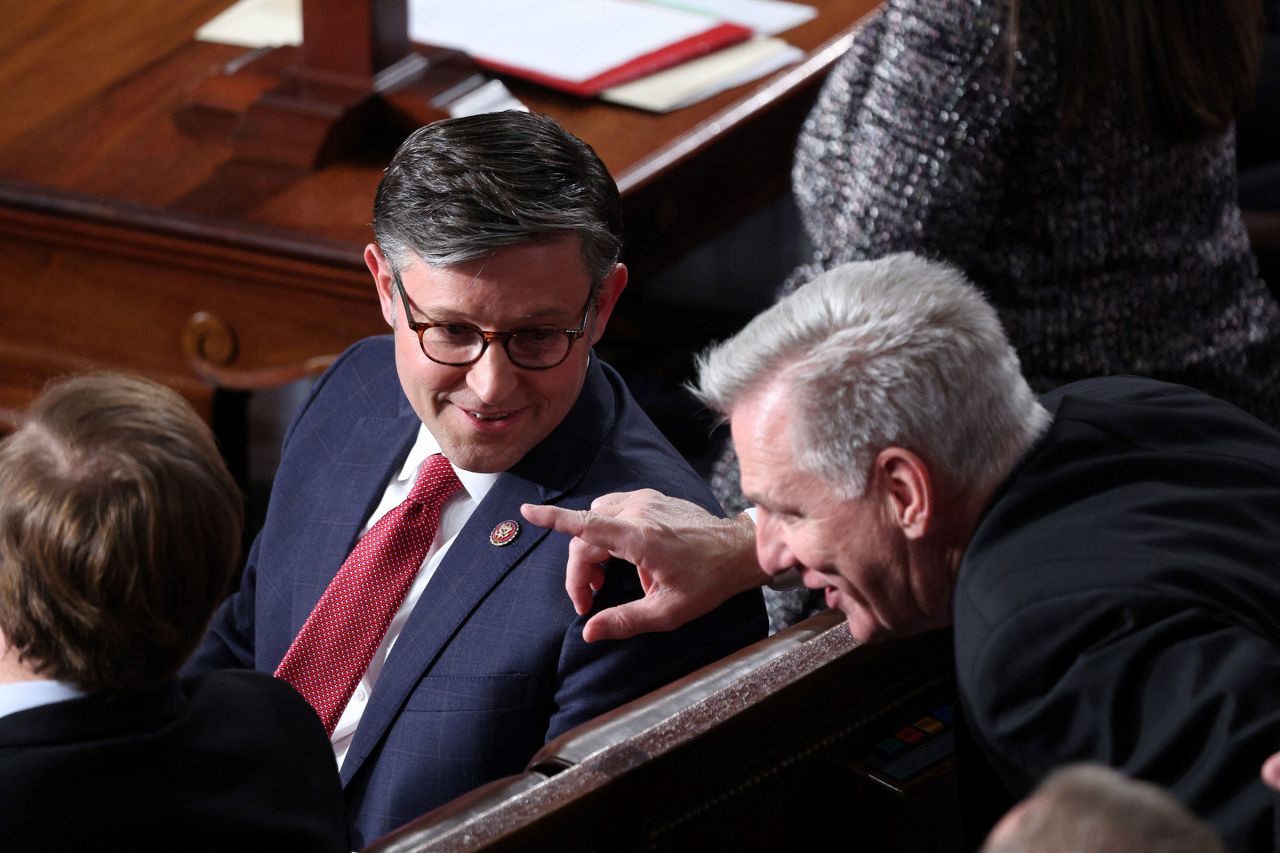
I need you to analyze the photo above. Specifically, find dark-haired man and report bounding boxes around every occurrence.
[186,110,766,846]
[0,373,347,851]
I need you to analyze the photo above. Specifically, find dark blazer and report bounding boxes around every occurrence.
[954,377,1280,852]
[188,337,766,847]
[0,670,348,851]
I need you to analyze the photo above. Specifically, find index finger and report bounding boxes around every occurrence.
[520,503,589,536]
[520,503,634,556]
[522,503,632,618]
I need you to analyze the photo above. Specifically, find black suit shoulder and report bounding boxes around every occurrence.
[961,376,1280,629]
[954,376,1280,850]
[0,671,347,851]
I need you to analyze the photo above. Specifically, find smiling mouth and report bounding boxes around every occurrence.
[459,404,530,428]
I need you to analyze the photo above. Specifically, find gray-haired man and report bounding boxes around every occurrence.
[187,111,766,847]
[524,252,1280,850]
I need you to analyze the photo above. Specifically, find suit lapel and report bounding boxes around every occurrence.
[286,410,421,640]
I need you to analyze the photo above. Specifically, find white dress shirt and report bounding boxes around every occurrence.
[330,425,497,769]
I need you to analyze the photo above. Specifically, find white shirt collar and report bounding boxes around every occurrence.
[0,679,86,721]
[397,425,499,506]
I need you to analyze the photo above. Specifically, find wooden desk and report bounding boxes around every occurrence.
[0,0,876,438]
[365,616,961,852]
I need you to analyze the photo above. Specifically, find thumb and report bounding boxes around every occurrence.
[582,596,676,643]
[1263,752,1280,791]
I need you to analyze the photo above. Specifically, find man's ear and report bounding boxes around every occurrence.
[588,263,628,345]
[873,447,933,540]
[365,243,397,328]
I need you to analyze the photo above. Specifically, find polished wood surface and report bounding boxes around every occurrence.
[365,615,961,852]
[0,0,876,426]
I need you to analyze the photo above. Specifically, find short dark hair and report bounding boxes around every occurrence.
[372,111,623,289]
[0,373,243,693]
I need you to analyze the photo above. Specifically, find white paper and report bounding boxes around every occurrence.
[410,0,727,84]
[196,0,302,48]
[195,0,784,92]
[646,0,816,36]
[602,36,801,112]
[446,79,528,117]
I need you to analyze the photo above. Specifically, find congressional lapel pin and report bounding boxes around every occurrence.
[489,520,519,547]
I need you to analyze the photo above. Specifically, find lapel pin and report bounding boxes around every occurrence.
[489,520,520,547]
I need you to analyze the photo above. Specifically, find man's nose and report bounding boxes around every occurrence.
[466,342,519,403]
[753,512,795,577]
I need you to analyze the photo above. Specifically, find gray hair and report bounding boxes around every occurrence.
[693,253,1049,498]
[372,111,623,289]
[981,764,1227,853]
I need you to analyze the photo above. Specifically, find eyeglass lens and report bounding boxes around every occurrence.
[421,326,572,368]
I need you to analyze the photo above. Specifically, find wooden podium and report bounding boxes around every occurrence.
[0,0,877,460]
[179,0,479,169]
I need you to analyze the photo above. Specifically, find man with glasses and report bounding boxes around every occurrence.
[186,111,766,847]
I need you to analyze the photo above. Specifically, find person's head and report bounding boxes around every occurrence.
[982,764,1227,853]
[694,253,1048,642]
[0,373,243,693]
[366,111,628,473]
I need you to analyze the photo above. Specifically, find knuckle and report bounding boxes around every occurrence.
[610,611,632,636]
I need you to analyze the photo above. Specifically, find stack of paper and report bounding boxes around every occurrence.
[196,0,301,47]
[594,0,814,112]
[601,36,803,112]
[647,0,816,37]
[413,0,814,104]
[412,0,753,96]
[196,0,816,113]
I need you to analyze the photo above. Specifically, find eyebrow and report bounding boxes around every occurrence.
[410,303,573,326]
[404,290,576,324]
[745,489,803,517]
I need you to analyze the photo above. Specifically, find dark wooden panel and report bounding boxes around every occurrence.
[0,198,382,397]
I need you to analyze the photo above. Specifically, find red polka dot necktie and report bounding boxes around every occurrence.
[276,453,463,736]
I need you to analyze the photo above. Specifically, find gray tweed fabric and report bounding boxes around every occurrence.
[712,0,1280,632]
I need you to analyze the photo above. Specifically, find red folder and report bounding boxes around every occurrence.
[469,22,753,97]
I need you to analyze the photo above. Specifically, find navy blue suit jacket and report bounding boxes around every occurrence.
[188,337,766,846]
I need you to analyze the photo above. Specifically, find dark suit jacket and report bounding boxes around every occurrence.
[0,670,347,851]
[187,338,766,847]
[954,377,1280,851]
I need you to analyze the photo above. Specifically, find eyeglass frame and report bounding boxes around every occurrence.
[394,273,595,370]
